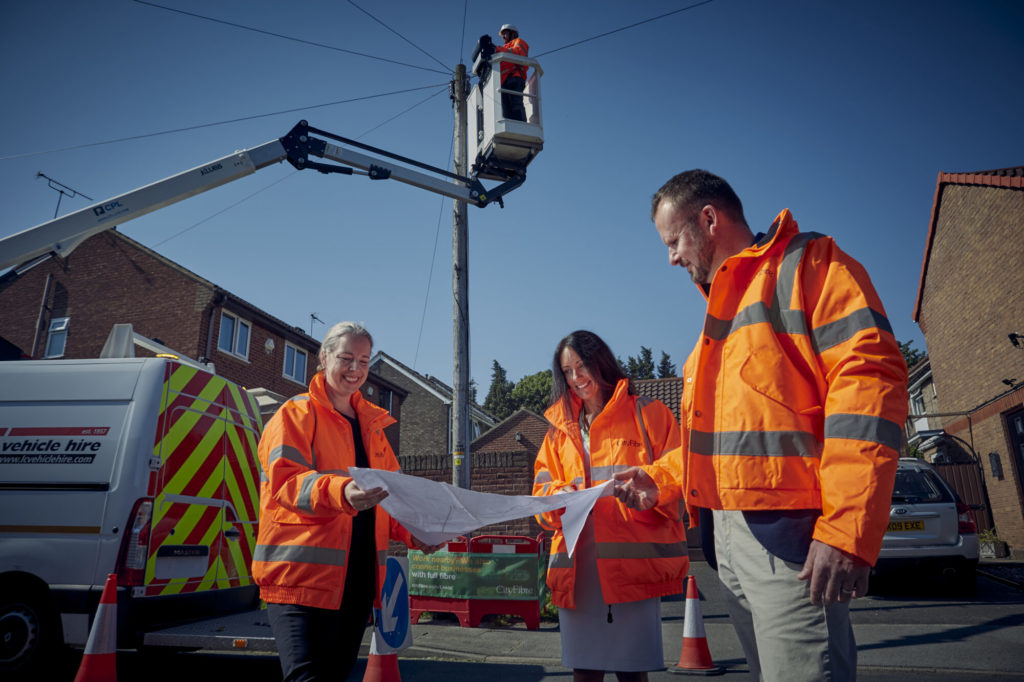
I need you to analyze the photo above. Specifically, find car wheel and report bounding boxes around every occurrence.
[0,583,64,679]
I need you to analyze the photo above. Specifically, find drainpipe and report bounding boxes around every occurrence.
[31,274,53,358]
[204,289,227,363]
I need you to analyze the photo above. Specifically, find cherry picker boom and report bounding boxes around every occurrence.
[0,119,532,272]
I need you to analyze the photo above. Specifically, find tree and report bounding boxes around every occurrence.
[511,370,553,415]
[623,346,655,380]
[482,360,515,420]
[636,347,655,379]
[657,351,677,378]
[900,340,926,369]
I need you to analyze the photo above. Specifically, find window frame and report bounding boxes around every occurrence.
[44,316,70,358]
[217,311,251,360]
[283,342,308,385]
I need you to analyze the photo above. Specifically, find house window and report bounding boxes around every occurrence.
[217,312,250,359]
[910,391,925,416]
[283,343,308,384]
[380,388,394,414]
[44,317,69,358]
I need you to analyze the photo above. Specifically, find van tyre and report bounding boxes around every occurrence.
[0,584,63,679]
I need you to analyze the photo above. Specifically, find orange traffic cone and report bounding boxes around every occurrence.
[74,573,118,682]
[362,652,401,681]
[670,574,724,676]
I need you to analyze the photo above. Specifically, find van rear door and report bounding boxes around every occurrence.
[147,362,261,598]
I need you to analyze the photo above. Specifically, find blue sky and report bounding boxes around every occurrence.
[2,1,1021,389]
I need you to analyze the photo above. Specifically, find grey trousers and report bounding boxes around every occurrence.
[713,509,856,681]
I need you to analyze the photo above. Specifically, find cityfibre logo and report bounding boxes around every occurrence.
[93,201,123,216]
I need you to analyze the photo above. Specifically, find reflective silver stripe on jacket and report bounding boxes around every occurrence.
[533,471,584,494]
[690,412,903,458]
[268,444,312,469]
[702,231,892,348]
[689,429,820,458]
[297,472,327,513]
[590,464,636,482]
[549,540,687,569]
[826,413,903,451]
[253,543,346,566]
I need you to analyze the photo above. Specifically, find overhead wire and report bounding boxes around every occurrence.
[0,84,447,161]
[413,133,455,372]
[152,171,299,247]
[132,0,449,75]
[535,0,717,58]
[346,0,449,72]
[356,86,449,139]
[154,85,450,247]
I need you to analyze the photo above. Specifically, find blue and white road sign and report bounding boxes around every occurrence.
[371,556,411,654]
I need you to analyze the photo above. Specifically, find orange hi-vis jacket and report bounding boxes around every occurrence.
[533,380,688,609]
[656,209,909,565]
[495,37,528,82]
[252,372,415,610]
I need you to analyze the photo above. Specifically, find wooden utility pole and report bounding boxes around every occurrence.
[451,63,471,489]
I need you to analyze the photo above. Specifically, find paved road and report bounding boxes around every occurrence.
[57,561,1024,681]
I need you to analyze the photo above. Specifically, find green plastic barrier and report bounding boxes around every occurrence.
[408,550,545,601]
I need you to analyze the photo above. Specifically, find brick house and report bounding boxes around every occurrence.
[370,350,496,463]
[468,408,551,538]
[0,229,321,417]
[913,167,1024,555]
[906,358,941,447]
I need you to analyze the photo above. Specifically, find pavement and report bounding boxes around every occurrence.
[344,559,1024,682]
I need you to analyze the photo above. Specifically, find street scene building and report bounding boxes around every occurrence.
[913,167,1024,556]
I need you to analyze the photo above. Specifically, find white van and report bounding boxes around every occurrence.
[0,357,263,676]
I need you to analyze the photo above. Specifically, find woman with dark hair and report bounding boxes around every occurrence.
[533,330,688,682]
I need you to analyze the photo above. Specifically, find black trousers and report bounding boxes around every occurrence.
[501,75,526,121]
[267,557,376,681]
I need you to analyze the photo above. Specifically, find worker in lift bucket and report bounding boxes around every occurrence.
[495,23,529,121]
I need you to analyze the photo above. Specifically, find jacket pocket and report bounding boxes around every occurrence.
[738,345,821,417]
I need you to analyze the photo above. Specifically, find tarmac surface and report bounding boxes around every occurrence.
[340,558,1024,682]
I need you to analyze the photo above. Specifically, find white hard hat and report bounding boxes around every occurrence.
[500,24,518,34]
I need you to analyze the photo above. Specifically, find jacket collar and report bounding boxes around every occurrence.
[308,372,396,430]
[544,378,631,433]
[695,208,799,301]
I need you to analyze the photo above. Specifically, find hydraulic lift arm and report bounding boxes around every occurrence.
[0,120,524,271]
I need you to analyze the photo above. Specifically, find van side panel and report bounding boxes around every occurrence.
[146,363,261,598]
[0,358,163,648]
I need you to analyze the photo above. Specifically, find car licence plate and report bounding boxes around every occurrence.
[887,520,925,532]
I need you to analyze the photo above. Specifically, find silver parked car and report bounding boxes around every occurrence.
[874,458,980,594]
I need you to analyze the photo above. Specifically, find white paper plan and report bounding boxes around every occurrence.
[347,467,615,557]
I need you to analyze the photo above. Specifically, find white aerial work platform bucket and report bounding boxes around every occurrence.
[467,49,544,182]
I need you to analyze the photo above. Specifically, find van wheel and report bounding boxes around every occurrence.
[0,585,63,679]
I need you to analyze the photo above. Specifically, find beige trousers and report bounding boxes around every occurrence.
[712,509,856,682]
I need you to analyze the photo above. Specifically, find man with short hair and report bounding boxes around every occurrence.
[495,23,528,121]
[615,169,908,681]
